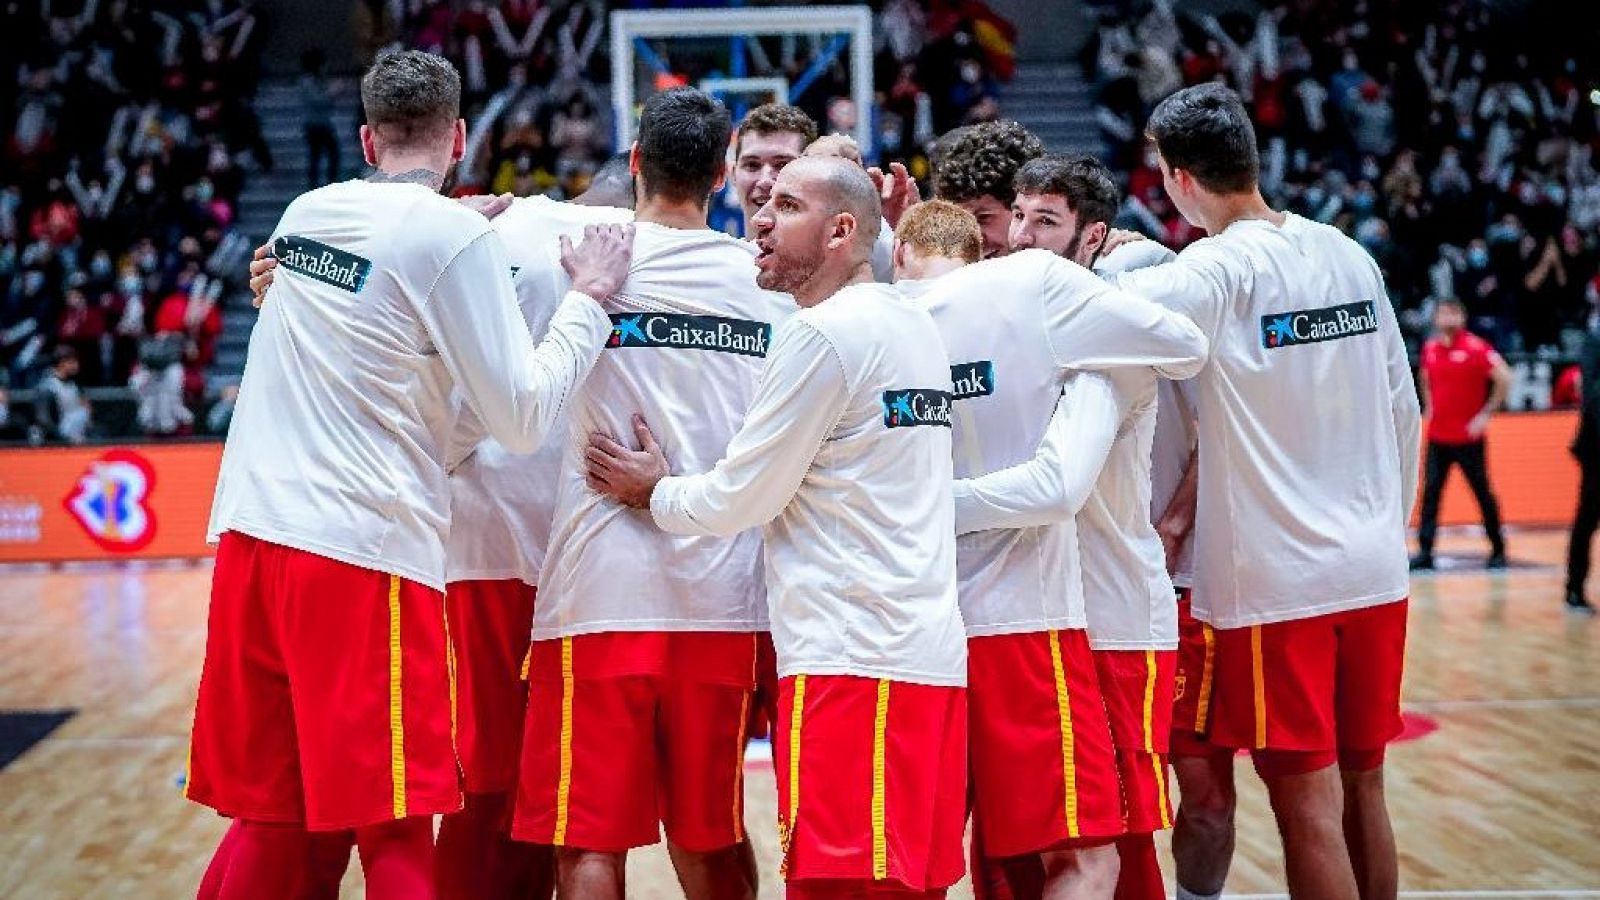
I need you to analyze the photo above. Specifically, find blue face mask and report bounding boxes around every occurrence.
[1468,248,1490,268]
[1352,192,1376,212]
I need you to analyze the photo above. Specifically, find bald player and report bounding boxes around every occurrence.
[586,157,969,900]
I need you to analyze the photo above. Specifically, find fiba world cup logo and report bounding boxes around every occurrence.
[62,450,159,552]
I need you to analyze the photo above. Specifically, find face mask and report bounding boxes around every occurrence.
[1361,159,1381,181]
[1468,248,1489,267]
[137,175,155,193]
[23,271,44,293]
[120,275,142,295]
[1352,191,1376,212]
[961,63,981,83]
[90,255,112,277]
[195,182,214,203]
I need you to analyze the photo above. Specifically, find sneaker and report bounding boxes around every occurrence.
[1485,551,1508,570]
[1567,591,1596,615]
[1408,554,1435,571]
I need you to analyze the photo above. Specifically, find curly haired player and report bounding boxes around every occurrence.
[932,120,1044,260]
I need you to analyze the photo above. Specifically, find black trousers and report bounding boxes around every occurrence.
[1416,440,1505,556]
[1568,460,1600,595]
[305,124,340,189]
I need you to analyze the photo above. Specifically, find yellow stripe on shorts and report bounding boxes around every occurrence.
[553,637,575,845]
[1145,651,1172,829]
[871,679,890,880]
[1250,626,1267,749]
[780,674,806,877]
[388,575,407,819]
[1047,631,1081,838]
[1195,623,1216,733]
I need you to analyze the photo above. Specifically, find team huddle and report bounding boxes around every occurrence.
[186,49,1420,900]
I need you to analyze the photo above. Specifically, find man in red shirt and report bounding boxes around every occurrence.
[1412,297,1513,570]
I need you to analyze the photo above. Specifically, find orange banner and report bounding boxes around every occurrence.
[0,443,222,563]
[1422,411,1582,529]
[0,413,1583,564]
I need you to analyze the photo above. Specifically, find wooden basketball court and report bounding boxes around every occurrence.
[1,529,1596,898]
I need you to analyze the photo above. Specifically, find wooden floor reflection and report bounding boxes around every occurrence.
[1,529,1596,898]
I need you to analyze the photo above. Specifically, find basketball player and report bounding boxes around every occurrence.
[188,51,629,900]
[433,184,632,899]
[893,196,1206,900]
[507,88,794,900]
[932,120,1043,260]
[1115,83,1421,900]
[584,156,969,899]
[1004,154,1190,900]
[240,158,640,900]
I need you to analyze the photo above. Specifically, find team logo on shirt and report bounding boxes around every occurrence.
[1261,300,1378,349]
[949,361,995,400]
[62,449,158,553]
[605,313,772,357]
[881,389,954,428]
[272,236,373,293]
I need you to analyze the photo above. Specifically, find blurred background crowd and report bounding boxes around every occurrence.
[1089,0,1600,363]
[4,0,1596,444]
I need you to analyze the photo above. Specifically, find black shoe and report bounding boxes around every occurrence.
[1567,591,1596,615]
[1409,554,1435,571]
[1485,551,1508,570]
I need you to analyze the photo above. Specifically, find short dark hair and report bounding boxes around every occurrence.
[360,50,461,145]
[1144,83,1259,195]
[1014,154,1121,227]
[736,104,819,155]
[637,88,733,205]
[932,121,1044,206]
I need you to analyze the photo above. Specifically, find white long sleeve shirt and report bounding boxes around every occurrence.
[1115,213,1421,628]
[650,282,967,687]
[901,249,1208,636]
[445,196,633,587]
[533,223,797,638]
[209,180,610,591]
[1150,376,1198,589]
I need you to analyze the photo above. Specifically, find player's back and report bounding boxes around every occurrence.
[903,250,1103,634]
[211,180,502,590]
[1130,213,1415,627]
[537,224,795,637]
[446,196,631,586]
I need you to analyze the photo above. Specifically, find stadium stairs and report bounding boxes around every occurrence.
[213,78,364,388]
[999,61,1104,156]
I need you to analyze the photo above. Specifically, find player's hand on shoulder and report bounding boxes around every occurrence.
[585,413,669,509]
[1100,228,1149,256]
[248,243,277,309]
[457,192,514,220]
[562,223,636,304]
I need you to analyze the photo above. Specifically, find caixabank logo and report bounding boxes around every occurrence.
[607,313,772,357]
[949,361,995,400]
[62,450,158,553]
[1261,300,1378,349]
[273,235,373,293]
[882,389,954,428]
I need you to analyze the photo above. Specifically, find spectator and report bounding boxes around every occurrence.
[300,49,341,188]
[131,333,193,437]
[34,347,91,444]
[1567,316,1600,613]
[206,383,240,436]
[1413,297,1513,571]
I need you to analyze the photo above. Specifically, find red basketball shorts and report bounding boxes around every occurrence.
[1170,591,1222,758]
[445,579,538,794]
[512,631,759,852]
[187,532,459,830]
[967,629,1123,857]
[1207,599,1408,754]
[1092,649,1176,835]
[774,675,967,892]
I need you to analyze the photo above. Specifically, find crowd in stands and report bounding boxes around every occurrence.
[369,0,1015,197]
[0,0,263,444]
[1088,0,1600,359]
